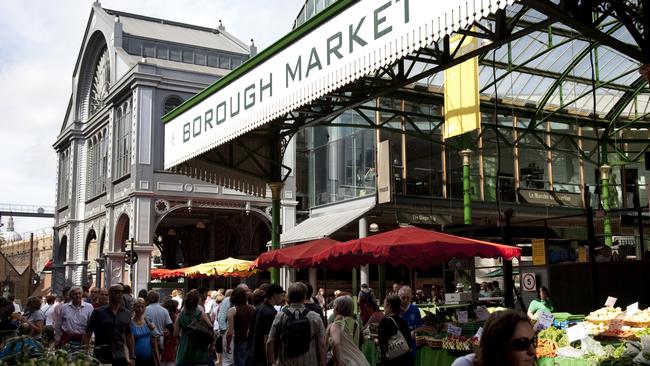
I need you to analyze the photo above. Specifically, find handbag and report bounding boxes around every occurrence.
[186,311,215,342]
[384,317,410,360]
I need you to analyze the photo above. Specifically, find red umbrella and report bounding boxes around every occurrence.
[251,237,341,270]
[150,267,191,280]
[314,226,521,270]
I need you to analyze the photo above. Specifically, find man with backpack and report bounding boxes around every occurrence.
[266,282,326,366]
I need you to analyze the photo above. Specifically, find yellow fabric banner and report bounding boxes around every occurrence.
[443,33,480,140]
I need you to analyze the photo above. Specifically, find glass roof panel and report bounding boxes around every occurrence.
[406,6,649,127]
[620,94,650,119]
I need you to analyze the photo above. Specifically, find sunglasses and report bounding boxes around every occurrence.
[510,337,537,351]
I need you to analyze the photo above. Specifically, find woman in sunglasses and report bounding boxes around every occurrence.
[451,309,536,366]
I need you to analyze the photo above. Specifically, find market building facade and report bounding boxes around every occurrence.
[163,0,650,313]
[52,2,298,295]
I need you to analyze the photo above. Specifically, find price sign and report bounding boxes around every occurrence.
[566,324,588,343]
[457,311,468,324]
[475,327,483,341]
[474,306,489,321]
[447,324,462,337]
[535,311,554,331]
[522,273,536,292]
[608,319,624,332]
[626,302,639,316]
[605,296,617,307]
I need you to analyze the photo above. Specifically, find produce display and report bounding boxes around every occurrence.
[624,309,650,327]
[441,335,478,351]
[538,327,569,347]
[537,303,650,365]
[586,306,624,323]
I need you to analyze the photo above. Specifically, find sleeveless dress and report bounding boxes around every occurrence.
[176,309,209,365]
[130,321,153,365]
[330,316,370,366]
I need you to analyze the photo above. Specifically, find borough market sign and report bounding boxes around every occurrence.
[163,0,514,170]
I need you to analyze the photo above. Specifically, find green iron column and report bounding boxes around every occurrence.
[461,150,473,225]
[600,165,613,246]
[269,182,283,284]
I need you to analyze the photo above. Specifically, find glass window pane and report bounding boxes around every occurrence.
[219,55,231,69]
[207,53,219,67]
[128,38,142,55]
[231,57,243,69]
[195,50,206,66]
[143,42,155,58]
[170,47,181,62]
[182,49,193,63]
[157,46,169,60]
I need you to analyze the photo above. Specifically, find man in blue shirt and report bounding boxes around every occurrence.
[398,286,423,359]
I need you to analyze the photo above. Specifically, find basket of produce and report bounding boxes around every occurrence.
[623,309,650,328]
[416,335,443,349]
[585,306,623,324]
[441,335,478,351]
[426,338,443,349]
[594,329,638,340]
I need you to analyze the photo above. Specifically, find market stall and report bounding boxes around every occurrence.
[534,303,650,365]
[314,226,521,269]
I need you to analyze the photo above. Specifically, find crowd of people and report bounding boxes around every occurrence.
[0,281,539,366]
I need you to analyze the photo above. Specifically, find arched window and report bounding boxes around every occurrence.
[164,96,183,114]
[86,129,109,198]
[114,100,132,179]
[89,46,110,116]
[57,148,70,207]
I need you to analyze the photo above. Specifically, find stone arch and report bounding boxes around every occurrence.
[114,213,130,252]
[76,30,110,122]
[85,228,98,261]
[98,227,106,257]
[57,235,68,264]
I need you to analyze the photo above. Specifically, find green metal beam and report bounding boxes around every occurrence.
[483,60,639,93]
[604,77,649,137]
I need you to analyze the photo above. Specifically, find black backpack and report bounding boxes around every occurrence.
[281,308,312,358]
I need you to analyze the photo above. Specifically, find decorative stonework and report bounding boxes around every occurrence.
[89,47,110,115]
[154,199,170,215]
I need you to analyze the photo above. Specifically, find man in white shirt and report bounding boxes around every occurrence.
[144,290,172,349]
[55,286,94,347]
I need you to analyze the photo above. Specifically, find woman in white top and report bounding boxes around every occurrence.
[40,295,56,326]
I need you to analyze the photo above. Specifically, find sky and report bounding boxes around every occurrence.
[0,0,301,236]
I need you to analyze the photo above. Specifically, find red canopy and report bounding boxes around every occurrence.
[314,226,521,270]
[251,237,341,270]
[150,267,191,280]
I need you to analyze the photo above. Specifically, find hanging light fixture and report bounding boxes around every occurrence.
[196,220,206,229]
[167,227,176,236]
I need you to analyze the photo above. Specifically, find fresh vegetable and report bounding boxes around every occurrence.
[538,326,569,347]
[536,338,558,358]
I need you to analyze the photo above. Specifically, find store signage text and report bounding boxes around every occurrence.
[179,0,411,144]
[164,0,513,169]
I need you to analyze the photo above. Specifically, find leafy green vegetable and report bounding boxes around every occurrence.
[538,327,569,347]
